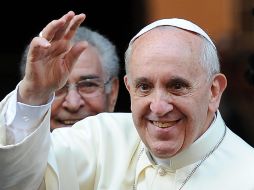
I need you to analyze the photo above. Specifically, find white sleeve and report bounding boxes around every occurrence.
[0,85,53,190]
[5,85,53,144]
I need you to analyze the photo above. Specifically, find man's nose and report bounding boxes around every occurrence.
[62,89,84,112]
[149,90,173,116]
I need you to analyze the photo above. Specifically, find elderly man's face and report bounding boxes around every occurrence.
[124,27,222,158]
[50,44,118,130]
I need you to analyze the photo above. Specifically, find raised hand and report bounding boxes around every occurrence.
[19,11,87,105]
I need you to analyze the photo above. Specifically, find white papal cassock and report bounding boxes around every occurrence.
[1,89,254,190]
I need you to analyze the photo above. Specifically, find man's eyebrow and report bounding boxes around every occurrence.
[168,77,189,83]
[79,75,101,80]
[133,77,149,84]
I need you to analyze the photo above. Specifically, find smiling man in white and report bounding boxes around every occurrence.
[1,11,254,190]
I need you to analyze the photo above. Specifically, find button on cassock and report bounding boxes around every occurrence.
[158,167,166,176]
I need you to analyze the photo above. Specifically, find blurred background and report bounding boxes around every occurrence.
[1,0,254,146]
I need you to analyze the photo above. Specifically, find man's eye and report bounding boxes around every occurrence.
[135,83,152,96]
[173,82,183,90]
[79,81,99,88]
[168,82,190,95]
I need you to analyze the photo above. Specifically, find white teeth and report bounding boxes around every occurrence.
[153,121,175,128]
[62,120,79,125]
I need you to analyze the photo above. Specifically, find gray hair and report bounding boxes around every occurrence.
[124,26,220,81]
[20,26,120,83]
[200,36,220,81]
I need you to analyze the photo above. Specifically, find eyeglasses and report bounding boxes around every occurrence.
[55,77,112,98]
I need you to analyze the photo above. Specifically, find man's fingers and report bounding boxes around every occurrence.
[51,11,79,41]
[65,13,86,41]
[27,37,51,62]
[64,41,88,71]
[39,11,76,42]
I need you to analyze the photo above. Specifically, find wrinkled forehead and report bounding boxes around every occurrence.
[129,18,215,49]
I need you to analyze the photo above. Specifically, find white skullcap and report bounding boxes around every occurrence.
[130,18,216,49]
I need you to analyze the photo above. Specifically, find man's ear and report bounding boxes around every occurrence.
[108,77,119,112]
[209,73,227,112]
[124,75,131,93]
